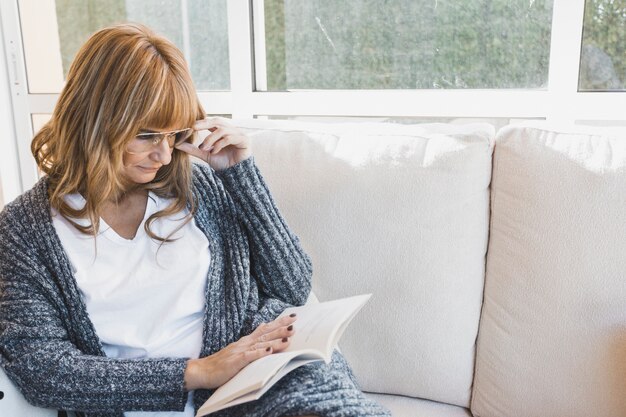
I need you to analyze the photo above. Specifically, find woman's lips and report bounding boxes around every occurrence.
[138,166,160,173]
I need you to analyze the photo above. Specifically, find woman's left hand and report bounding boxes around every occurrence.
[175,117,252,171]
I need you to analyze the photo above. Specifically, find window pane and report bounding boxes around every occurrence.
[19,0,229,93]
[579,0,626,91]
[262,0,553,90]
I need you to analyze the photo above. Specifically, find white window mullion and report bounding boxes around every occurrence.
[181,0,192,67]
[226,0,254,118]
[546,0,586,124]
[0,3,22,205]
[0,0,38,196]
[251,0,267,92]
[569,93,626,121]
[196,91,233,115]
[245,90,552,119]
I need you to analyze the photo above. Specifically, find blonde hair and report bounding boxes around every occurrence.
[32,23,205,241]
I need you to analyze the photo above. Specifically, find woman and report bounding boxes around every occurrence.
[0,23,390,417]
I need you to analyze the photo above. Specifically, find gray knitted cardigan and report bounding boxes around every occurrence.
[0,157,390,417]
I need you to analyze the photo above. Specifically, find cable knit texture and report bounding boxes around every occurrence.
[0,157,390,417]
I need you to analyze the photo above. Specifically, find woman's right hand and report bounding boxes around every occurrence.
[184,314,297,390]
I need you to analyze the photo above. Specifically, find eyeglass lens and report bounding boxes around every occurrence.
[160,129,193,146]
[129,129,193,153]
[150,129,193,147]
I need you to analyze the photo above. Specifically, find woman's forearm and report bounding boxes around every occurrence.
[214,158,313,305]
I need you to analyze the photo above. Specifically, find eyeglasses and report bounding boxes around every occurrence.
[127,128,194,153]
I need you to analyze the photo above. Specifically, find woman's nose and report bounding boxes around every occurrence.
[150,137,173,165]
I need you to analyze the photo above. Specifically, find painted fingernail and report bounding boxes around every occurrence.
[266,347,271,352]
[282,337,288,343]
[289,313,297,317]
[287,325,293,331]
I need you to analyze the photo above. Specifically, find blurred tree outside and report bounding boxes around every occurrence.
[55,0,126,74]
[265,0,553,90]
[580,0,626,90]
[54,1,625,92]
[54,0,230,90]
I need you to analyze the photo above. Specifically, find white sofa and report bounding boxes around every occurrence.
[2,119,625,417]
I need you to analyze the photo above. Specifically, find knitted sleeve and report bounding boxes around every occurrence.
[0,203,188,413]
[213,157,313,307]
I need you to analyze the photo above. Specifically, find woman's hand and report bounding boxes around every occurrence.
[175,117,252,171]
[184,314,297,391]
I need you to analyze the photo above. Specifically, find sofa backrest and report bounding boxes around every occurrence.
[472,123,626,417]
[233,118,495,408]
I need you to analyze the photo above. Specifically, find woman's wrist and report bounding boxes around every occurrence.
[184,358,204,391]
[216,154,254,175]
[230,148,252,167]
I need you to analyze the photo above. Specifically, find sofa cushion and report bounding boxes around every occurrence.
[472,122,626,417]
[366,392,472,417]
[232,119,495,408]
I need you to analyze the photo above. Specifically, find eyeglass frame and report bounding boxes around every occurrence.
[127,128,194,154]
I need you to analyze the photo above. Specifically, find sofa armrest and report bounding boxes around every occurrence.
[0,366,57,416]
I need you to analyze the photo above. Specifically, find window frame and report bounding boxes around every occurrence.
[1,0,626,204]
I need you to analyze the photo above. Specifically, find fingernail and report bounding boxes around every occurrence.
[266,347,271,352]
[282,337,288,343]
[287,325,293,331]
[289,313,296,317]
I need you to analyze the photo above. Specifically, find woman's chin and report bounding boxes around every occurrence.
[129,167,160,183]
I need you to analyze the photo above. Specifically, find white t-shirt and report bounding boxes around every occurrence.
[52,192,211,417]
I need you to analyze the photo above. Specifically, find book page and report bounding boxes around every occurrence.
[197,358,321,416]
[278,294,371,358]
[198,350,307,412]
[196,294,371,417]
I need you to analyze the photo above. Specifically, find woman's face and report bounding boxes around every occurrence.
[121,126,179,184]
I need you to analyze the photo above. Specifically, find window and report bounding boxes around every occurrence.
[1,0,625,204]
[19,0,230,93]
[261,0,553,90]
[579,0,626,91]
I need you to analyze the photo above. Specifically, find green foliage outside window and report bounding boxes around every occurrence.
[53,0,626,92]
[580,0,626,90]
[54,0,230,91]
[265,0,553,90]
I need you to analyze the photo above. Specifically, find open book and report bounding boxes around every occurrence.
[196,294,372,416]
